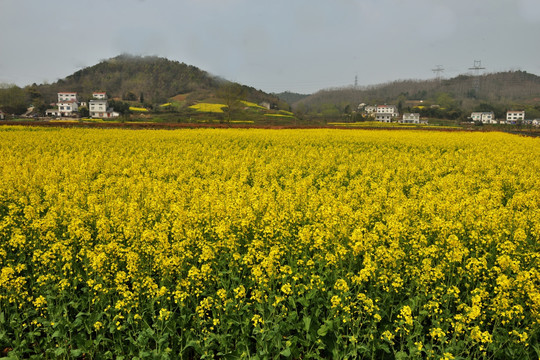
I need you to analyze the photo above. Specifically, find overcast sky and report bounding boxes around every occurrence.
[1,0,540,94]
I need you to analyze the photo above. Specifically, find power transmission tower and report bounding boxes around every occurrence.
[432,65,444,82]
[468,60,486,94]
[354,75,358,88]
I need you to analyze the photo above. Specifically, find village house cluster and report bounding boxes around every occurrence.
[358,103,539,127]
[45,92,119,118]
[470,110,539,126]
[360,104,427,124]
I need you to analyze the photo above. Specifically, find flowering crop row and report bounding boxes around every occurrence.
[0,127,539,359]
[188,103,227,113]
[128,106,149,112]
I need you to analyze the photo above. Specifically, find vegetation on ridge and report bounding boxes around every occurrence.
[289,71,540,121]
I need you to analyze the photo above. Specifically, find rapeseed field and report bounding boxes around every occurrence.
[0,127,538,359]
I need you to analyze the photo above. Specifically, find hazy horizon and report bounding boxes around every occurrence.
[1,0,540,94]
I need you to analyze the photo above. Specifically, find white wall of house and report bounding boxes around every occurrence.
[89,99,120,118]
[46,109,61,117]
[471,112,495,124]
[506,111,525,122]
[365,105,377,114]
[58,92,78,102]
[89,100,108,117]
[376,105,399,118]
[57,100,79,116]
[401,113,420,124]
[93,92,107,99]
[375,113,392,122]
[89,100,107,117]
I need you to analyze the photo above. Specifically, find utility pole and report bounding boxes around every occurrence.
[432,65,444,82]
[468,60,486,95]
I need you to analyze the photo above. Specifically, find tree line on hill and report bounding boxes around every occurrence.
[2,55,540,122]
[287,71,540,121]
[0,55,288,118]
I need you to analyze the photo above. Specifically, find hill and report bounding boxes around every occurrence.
[294,71,540,118]
[274,91,310,105]
[32,54,286,109]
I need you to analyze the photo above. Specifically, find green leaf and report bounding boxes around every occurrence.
[280,347,291,357]
[54,347,67,356]
[303,316,311,332]
[317,324,328,337]
[378,343,390,354]
[395,351,408,360]
[71,349,83,357]
[72,317,83,327]
[317,319,334,337]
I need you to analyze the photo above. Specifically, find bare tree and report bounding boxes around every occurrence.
[217,82,246,123]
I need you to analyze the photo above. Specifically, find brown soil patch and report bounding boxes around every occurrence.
[171,94,188,102]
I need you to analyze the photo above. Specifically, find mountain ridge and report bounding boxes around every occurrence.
[290,71,540,116]
[32,54,286,109]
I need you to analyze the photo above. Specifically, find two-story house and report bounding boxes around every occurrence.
[506,111,525,124]
[89,99,108,118]
[471,112,495,124]
[401,113,421,124]
[364,105,377,115]
[45,92,80,117]
[92,92,107,100]
[375,105,399,122]
[57,99,79,117]
[58,92,78,102]
[89,92,118,118]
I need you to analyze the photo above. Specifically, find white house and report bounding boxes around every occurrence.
[364,105,377,115]
[58,92,78,102]
[375,113,393,122]
[0,110,5,120]
[57,99,79,116]
[506,111,525,123]
[45,109,61,117]
[93,92,107,99]
[401,113,421,124]
[89,99,118,118]
[89,99,108,118]
[471,112,496,124]
[259,101,271,110]
[377,105,399,117]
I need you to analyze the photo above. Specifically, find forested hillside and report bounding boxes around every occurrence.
[293,71,540,118]
[32,54,283,107]
[274,91,310,105]
[2,56,539,121]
